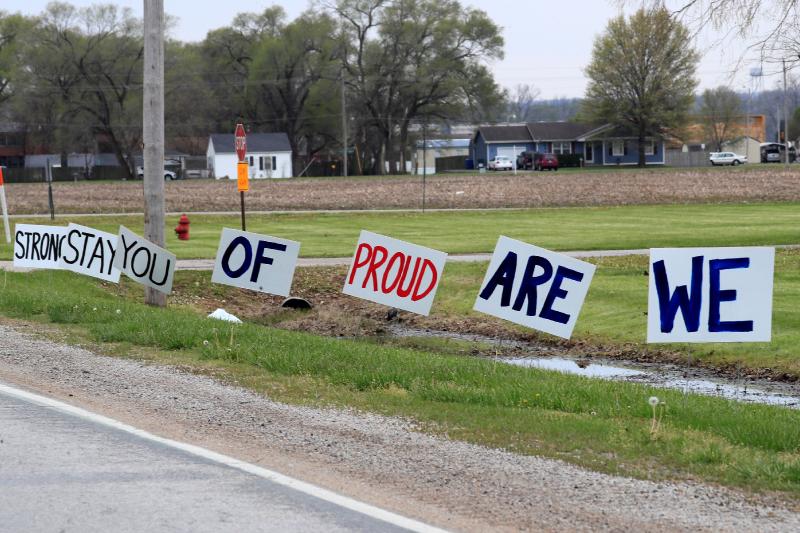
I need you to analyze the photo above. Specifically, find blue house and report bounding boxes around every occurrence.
[470,122,665,167]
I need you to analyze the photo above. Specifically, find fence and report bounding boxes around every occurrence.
[665,149,710,168]
[435,155,468,173]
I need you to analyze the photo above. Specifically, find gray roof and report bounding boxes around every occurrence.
[527,122,595,141]
[210,133,291,153]
[476,125,533,143]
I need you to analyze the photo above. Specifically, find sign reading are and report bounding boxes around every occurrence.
[647,247,774,343]
[343,231,447,316]
[211,228,300,296]
[112,226,176,294]
[59,223,121,283]
[13,224,68,269]
[473,236,596,339]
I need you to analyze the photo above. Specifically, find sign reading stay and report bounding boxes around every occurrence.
[343,231,447,316]
[211,228,300,296]
[474,236,596,339]
[112,226,176,294]
[13,224,68,269]
[59,223,120,283]
[647,247,774,343]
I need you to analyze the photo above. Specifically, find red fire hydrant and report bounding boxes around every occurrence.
[174,214,190,241]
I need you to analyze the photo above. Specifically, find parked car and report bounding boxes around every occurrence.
[760,143,796,163]
[709,152,747,166]
[533,153,559,171]
[516,151,535,170]
[487,156,513,171]
[136,166,178,180]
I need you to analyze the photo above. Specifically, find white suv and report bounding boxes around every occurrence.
[709,152,747,166]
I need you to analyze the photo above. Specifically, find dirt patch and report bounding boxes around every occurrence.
[6,167,800,214]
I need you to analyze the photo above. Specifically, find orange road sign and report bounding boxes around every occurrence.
[237,162,249,192]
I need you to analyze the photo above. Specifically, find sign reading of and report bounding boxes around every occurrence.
[211,228,300,296]
[59,223,121,283]
[474,236,596,339]
[112,226,176,294]
[647,247,774,343]
[343,231,447,316]
[13,224,68,269]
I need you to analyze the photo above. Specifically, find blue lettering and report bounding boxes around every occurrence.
[250,240,288,282]
[709,258,753,333]
[478,252,518,307]
[511,255,553,316]
[653,256,704,333]
[540,266,584,325]
[221,236,252,279]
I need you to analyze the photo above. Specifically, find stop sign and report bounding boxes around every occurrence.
[234,123,247,162]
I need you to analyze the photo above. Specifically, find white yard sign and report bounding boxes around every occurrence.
[343,231,447,316]
[13,224,68,269]
[474,236,596,339]
[59,223,121,283]
[112,226,176,294]
[211,228,300,296]
[647,247,774,343]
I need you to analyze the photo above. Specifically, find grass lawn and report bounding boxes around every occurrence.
[2,201,799,260]
[1,268,799,496]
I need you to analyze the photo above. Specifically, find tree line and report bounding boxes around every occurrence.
[0,0,505,178]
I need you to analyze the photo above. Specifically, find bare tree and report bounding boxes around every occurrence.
[506,84,542,123]
[700,86,742,150]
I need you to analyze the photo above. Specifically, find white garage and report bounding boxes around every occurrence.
[207,132,293,179]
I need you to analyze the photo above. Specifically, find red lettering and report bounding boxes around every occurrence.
[411,259,439,301]
[362,245,388,290]
[396,257,422,298]
[381,252,410,294]
[348,243,373,285]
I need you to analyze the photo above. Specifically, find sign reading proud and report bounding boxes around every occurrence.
[112,226,176,294]
[648,247,774,343]
[343,231,447,316]
[474,237,596,339]
[59,223,121,283]
[13,224,68,269]
[211,228,300,296]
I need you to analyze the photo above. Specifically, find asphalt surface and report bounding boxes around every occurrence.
[0,384,421,533]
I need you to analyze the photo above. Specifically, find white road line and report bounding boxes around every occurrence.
[0,381,447,533]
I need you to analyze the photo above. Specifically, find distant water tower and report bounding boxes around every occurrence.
[746,67,764,154]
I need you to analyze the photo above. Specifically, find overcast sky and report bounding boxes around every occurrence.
[2,0,783,99]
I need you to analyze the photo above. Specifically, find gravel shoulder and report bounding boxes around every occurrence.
[0,321,798,532]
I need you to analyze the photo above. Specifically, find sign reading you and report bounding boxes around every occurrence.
[112,226,176,294]
[474,236,596,339]
[59,223,121,283]
[13,224,68,269]
[647,247,774,343]
[343,231,447,316]
[211,228,300,296]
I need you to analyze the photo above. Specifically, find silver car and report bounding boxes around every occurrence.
[709,152,747,166]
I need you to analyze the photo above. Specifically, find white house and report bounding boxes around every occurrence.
[207,133,293,179]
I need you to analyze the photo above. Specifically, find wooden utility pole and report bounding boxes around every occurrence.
[784,59,790,167]
[341,67,348,177]
[143,0,166,307]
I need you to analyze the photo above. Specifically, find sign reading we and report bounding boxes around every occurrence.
[474,236,596,339]
[647,247,774,343]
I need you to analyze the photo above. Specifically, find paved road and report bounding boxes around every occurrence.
[0,383,434,533]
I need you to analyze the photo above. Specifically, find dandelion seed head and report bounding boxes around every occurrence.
[648,396,660,407]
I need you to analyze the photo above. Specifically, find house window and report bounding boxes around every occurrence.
[585,143,594,162]
[612,141,625,157]
[644,141,655,156]
[552,142,572,155]
[259,156,264,170]
[271,156,277,171]
[249,156,254,167]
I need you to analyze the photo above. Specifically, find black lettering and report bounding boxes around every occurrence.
[14,231,25,259]
[148,256,171,287]
[63,229,81,265]
[130,247,151,278]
